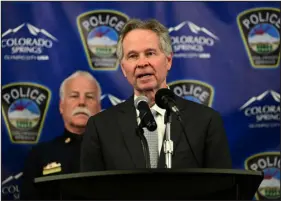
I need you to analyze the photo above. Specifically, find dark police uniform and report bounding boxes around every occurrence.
[20,129,83,200]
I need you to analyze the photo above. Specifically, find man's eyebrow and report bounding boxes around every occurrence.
[74,91,95,94]
[68,91,96,97]
[85,92,95,95]
[145,48,157,52]
[126,48,157,55]
[126,50,138,55]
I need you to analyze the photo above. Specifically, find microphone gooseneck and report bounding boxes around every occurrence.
[155,88,201,168]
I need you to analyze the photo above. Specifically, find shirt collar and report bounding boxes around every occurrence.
[64,128,83,141]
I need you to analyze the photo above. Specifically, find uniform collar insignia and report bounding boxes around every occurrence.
[65,137,71,143]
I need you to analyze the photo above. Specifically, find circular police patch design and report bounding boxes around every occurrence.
[77,10,130,71]
[245,152,280,200]
[1,83,51,144]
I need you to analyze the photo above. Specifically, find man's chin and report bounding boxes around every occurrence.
[71,122,87,128]
[136,83,158,92]
[71,119,88,128]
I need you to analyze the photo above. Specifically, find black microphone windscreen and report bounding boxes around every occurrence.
[134,95,157,131]
[155,88,175,109]
[134,96,149,109]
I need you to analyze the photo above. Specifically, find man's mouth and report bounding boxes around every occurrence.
[74,112,89,116]
[137,73,153,79]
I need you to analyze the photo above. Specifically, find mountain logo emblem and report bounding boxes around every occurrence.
[2,23,58,41]
[168,21,219,59]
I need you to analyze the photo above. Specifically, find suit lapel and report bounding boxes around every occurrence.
[117,96,146,168]
[158,97,186,168]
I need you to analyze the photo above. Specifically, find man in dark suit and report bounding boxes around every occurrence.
[21,70,102,199]
[80,19,232,171]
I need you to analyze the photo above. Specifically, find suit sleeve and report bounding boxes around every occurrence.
[203,110,232,169]
[20,147,41,200]
[80,115,105,172]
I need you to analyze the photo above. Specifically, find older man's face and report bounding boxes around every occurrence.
[120,29,172,95]
[59,75,101,130]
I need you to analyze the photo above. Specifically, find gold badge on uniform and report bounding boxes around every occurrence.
[42,162,62,175]
[65,137,71,144]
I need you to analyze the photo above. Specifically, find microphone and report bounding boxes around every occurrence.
[155,88,201,167]
[134,96,157,132]
[155,88,181,118]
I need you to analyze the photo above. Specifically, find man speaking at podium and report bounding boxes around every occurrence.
[80,19,232,171]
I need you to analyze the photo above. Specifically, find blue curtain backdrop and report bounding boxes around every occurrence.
[1,1,280,200]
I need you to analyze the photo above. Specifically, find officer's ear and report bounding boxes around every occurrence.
[59,99,64,115]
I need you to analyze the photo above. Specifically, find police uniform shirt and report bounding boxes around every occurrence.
[20,129,83,199]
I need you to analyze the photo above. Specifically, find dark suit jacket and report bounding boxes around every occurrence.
[80,95,232,171]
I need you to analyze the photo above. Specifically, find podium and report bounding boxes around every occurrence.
[34,168,263,200]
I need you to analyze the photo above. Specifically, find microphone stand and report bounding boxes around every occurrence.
[136,112,151,168]
[164,110,173,168]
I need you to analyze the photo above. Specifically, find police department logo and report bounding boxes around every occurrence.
[77,10,130,71]
[1,83,51,144]
[168,80,214,107]
[2,23,58,61]
[168,21,219,59]
[237,8,280,69]
[240,90,280,128]
[245,152,280,200]
[1,172,22,200]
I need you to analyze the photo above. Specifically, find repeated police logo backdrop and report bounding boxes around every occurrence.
[1,2,280,200]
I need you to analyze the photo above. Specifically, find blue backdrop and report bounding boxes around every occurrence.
[1,1,280,200]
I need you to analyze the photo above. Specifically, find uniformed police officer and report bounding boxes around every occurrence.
[20,70,102,199]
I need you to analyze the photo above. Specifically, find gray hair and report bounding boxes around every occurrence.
[59,70,102,101]
[116,18,173,61]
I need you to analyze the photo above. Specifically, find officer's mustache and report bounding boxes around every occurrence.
[71,107,91,117]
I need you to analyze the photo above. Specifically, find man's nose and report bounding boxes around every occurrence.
[78,96,86,106]
[137,55,149,68]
